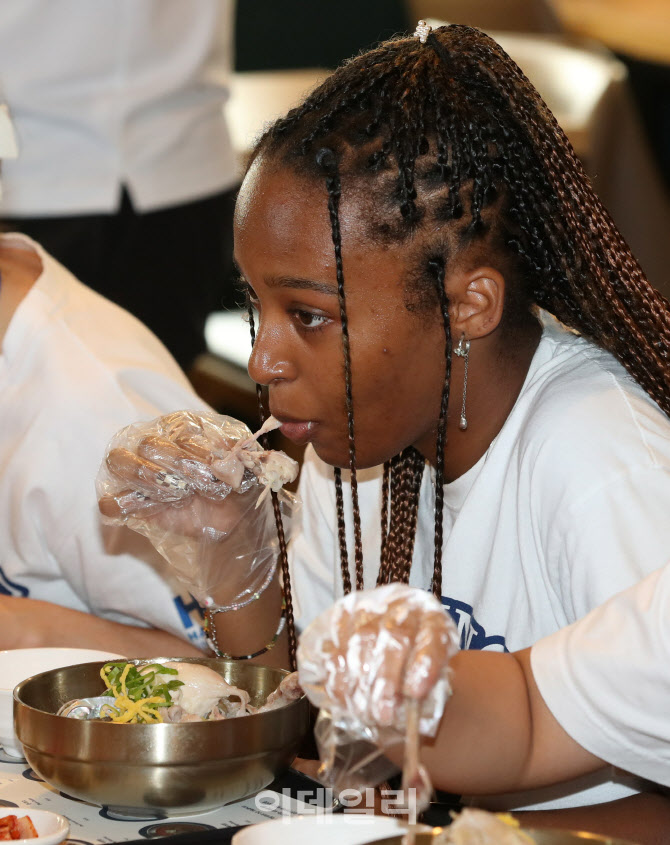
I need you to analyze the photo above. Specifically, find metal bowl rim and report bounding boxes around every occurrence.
[13,657,304,724]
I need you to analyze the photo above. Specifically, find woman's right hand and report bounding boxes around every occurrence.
[97,410,263,532]
[95,410,293,609]
[297,584,460,731]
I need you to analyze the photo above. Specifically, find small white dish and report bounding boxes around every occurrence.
[232,813,411,845]
[0,647,124,758]
[0,808,70,845]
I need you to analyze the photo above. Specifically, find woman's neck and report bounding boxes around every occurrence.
[436,318,543,483]
[0,238,43,347]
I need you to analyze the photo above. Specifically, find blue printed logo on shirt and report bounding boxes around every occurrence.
[441,595,508,652]
[173,594,207,649]
[0,566,28,597]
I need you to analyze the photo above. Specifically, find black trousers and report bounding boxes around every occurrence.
[5,185,238,370]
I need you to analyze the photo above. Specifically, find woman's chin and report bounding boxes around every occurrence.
[310,442,350,469]
[311,442,394,471]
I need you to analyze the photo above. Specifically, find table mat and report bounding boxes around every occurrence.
[0,751,315,843]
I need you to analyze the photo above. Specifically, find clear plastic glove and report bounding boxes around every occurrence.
[297,584,459,805]
[96,410,298,610]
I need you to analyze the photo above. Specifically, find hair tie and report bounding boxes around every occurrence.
[414,19,451,63]
[414,19,432,43]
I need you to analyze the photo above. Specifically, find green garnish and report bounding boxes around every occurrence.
[101,662,184,707]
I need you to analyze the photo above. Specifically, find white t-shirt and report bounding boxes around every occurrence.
[289,312,670,808]
[0,0,237,215]
[532,562,670,789]
[0,234,210,648]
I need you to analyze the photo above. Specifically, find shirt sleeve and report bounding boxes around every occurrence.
[527,368,670,623]
[43,344,212,649]
[551,463,670,621]
[531,563,670,787]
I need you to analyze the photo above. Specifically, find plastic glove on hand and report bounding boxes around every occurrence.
[298,583,460,737]
[98,411,297,527]
[297,585,459,805]
[95,410,298,608]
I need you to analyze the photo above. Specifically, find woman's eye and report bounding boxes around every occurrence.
[294,310,329,330]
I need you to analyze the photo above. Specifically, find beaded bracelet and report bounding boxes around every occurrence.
[205,610,286,660]
[203,559,277,615]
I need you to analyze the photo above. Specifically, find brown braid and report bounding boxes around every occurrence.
[245,24,670,609]
[378,449,426,585]
[377,461,391,583]
[317,148,365,591]
[248,305,297,670]
[428,255,452,598]
[270,490,297,668]
[334,466,353,594]
[455,31,670,411]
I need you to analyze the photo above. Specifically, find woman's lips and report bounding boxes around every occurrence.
[277,420,316,444]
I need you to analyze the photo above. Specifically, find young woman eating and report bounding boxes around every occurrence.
[102,21,670,837]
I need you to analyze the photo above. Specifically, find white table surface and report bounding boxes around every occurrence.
[0,753,311,843]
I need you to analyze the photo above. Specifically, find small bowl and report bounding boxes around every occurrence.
[232,814,409,845]
[14,657,310,816]
[0,808,69,845]
[0,647,124,758]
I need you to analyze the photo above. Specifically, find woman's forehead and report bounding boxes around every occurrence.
[234,156,376,256]
[233,157,417,302]
[236,164,321,256]
[236,158,322,228]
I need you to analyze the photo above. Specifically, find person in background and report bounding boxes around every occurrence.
[0,0,238,371]
[0,102,210,657]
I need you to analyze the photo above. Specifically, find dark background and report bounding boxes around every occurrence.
[235,0,411,71]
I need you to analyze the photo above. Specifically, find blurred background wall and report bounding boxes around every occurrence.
[231,0,670,299]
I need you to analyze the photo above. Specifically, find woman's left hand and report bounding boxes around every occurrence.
[297,583,460,731]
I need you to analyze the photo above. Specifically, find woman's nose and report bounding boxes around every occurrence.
[247,322,295,386]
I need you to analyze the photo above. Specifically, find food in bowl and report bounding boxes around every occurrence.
[0,810,69,845]
[59,661,303,724]
[0,814,38,840]
[434,810,533,844]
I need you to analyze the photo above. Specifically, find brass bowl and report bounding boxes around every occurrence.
[374,830,637,844]
[13,657,310,817]
[525,831,637,845]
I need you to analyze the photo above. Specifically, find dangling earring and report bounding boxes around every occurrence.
[454,335,470,431]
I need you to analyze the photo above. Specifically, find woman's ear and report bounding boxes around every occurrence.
[447,265,505,340]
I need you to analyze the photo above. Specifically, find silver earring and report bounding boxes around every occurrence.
[454,335,470,431]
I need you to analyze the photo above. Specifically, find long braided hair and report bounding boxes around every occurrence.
[245,24,670,665]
